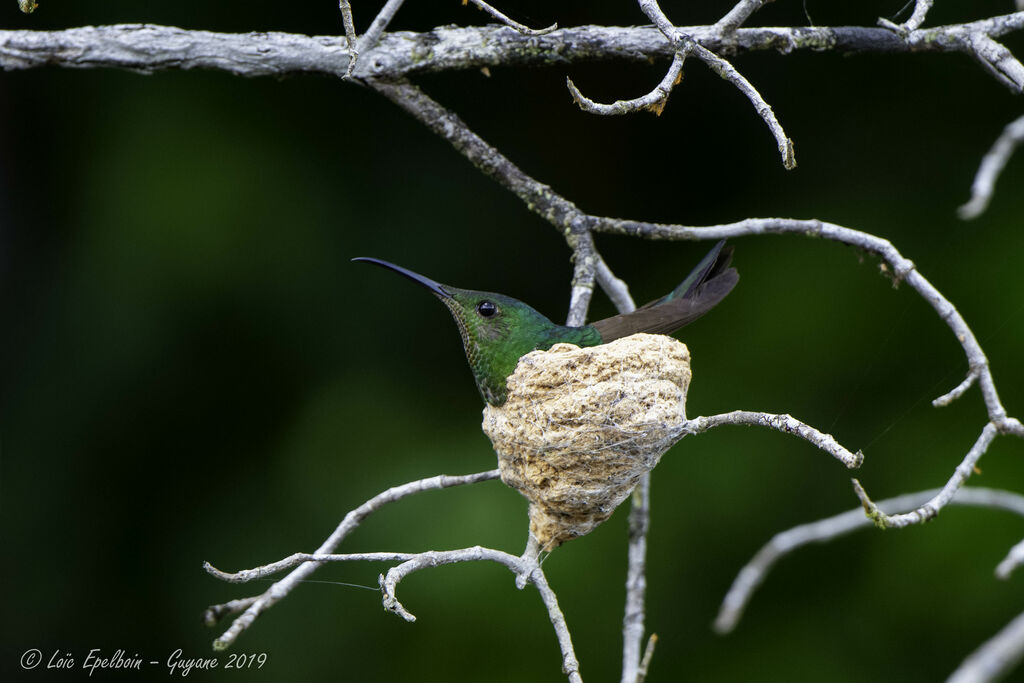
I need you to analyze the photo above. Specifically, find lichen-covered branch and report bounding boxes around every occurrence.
[2,15,1023,84]
[684,410,863,469]
[337,1,358,78]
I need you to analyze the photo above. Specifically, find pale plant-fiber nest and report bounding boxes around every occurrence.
[482,333,691,548]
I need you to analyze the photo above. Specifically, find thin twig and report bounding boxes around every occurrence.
[567,49,687,116]
[355,0,405,57]
[934,370,979,407]
[852,423,999,528]
[462,0,557,35]
[878,0,934,33]
[206,469,500,648]
[959,114,1024,219]
[996,538,1024,580]
[714,487,1024,634]
[637,0,796,168]
[684,410,863,469]
[636,634,658,683]
[205,552,421,583]
[338,0,358,79]
[595,256,636,315]
[202,597,258,627]
[714,0,775,35]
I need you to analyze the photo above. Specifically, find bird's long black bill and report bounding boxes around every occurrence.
[352,257,452,298]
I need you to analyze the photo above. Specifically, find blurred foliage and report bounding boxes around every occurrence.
[2,1,1024,682]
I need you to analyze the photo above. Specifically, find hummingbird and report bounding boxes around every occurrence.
[353,241,738,406]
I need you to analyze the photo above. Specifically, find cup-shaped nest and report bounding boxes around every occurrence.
[482,333,691,549]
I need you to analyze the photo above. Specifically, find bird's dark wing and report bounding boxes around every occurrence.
[638,240,733,310]
[591,243,738,342]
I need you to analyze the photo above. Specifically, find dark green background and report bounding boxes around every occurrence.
[3,1,1024,681]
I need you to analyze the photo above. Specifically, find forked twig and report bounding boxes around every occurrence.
[205,470,500,649]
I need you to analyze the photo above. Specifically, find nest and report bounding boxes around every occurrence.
[482,333,691,549]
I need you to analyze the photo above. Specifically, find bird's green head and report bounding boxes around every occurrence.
[353,258,567,405]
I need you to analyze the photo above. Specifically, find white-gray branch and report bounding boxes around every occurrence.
[1,15,1023,86]
[960,113,1024,219]
[715,487,1024,635]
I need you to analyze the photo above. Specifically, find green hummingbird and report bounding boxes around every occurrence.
[353,241,738,406]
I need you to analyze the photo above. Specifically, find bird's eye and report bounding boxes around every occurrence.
[476,301,498,318]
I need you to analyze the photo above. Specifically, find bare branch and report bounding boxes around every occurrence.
[587,218,1018,435]
[567,230,598,327]
[715,487,1024,634]
[355,0,406,56]
[964,33,1024,92]
[206,469,500,649]
[878,12,1024,93]
[947,609,1024,683]
[205,552,420,583]
[635,0,796,168]
[338,0,358,79]
[2,17,1023,83]
[684,410,863,469]
[566,49,686,117]
[714,0,775,35]
[878,0,934,33]
[379,547,583,683]
[996,538,1024,580]
[621,475,652,683]
[636,634,658,683]
[934,370,979,407]
[960,114,1024,219]
[595,257,637,315]
[852,423,999,528]
[462,0,557,35]
[202,597,258,628]
[688,40,796,169]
